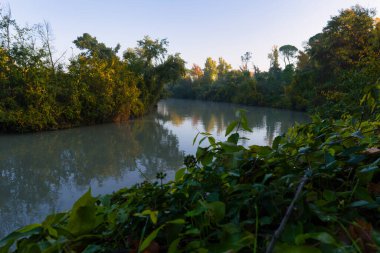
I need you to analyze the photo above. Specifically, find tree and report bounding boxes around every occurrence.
[37,21,67,74]
[216,57,232,79]
[0,5,13,50]
[268,46,280,72]
[306,5,376,82]
[73,33,120,60]
[279,45,298,66]
[123,36,185,109]
[203,57,217,83]
[190,64,203,80]
[240,51,252,72]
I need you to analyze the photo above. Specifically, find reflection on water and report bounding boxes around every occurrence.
[157,99,309,154]
[0,99,308,237]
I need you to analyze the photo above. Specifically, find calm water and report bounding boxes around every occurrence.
[0,99,309,237]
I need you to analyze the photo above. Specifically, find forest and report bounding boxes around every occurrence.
[0,4,379,253]
[168,6,380,118]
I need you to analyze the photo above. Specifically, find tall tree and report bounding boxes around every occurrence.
[279,45,298,66]
[306,5,376,82]
[240,51,252,72]
[203,57,217,83]
[74,33,120,60]
[268,46,280,72]
[190,64,203,80]
[216,57,232,79]
[0,5,13,50]
[124,36,185,109]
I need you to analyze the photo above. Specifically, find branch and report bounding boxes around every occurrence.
[265,168,310,253]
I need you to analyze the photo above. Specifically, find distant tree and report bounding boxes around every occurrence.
[37,21,67,74]
[135,36,168,66]
[74,33,120,60]
[268,46,280,72]
[0,5,14,50]
[279,44,298,66]
[216,57,232,79]
[240,51,252,72]
[203,57,217,83]
[190,64,203,80]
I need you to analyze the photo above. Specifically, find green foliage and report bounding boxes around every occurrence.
[0,11,185,132]
[279,45,298,66]
[1,108,379,252]
[168,5,380,118]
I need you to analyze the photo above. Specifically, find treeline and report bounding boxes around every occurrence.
[0,9,185,132]
[167,6,380,117]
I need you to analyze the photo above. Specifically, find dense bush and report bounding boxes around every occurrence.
[0,13,185,132]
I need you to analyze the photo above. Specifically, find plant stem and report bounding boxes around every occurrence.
[265,169,310,253]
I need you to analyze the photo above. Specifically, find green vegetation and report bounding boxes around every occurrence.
[0,4,379,253]
[167,6,380,117]
[0,9,185,132]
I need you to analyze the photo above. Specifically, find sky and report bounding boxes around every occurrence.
[3,0,380,70]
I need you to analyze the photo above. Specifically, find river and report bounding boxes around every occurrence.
[0,99,309,238]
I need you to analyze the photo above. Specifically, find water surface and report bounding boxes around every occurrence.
[0,99,308,237]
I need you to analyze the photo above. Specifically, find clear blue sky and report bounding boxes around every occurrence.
[4,0,380,70]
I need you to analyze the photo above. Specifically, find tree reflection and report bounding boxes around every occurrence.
[0,113,184,237]
[157,99,309,145]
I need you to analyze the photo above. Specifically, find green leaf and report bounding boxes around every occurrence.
[0,240,14,253]
[272,136,282,149]
[140,225,164,252]
[206,201,225,223]
[299,147,311,154]
[175,167,186,181]
[359,158,380,173]
[167,219,186,224]
[323,190,336,202]
[200,151,213,166]
[350,200,369,207]
[185,204,206,217]
[208,136,216,146]
[241,115,252,132]
[351,131,364,139]
[66,189,101,236]
[360,165,378,173]
[193,132,200,145]
[0,224,42,248]
[274,244,321,253]
[347,155,366,165]
[225,121,238,136]
[196,147,207,160]
[227,133,240,144]
[138,209,159,225]
[168,238,181,253]
[150,211,158,225]
[295,232,336,245]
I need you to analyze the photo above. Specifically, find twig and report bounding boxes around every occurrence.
[265,168,311,253]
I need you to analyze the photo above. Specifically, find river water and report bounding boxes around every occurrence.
[0,99,309,238]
